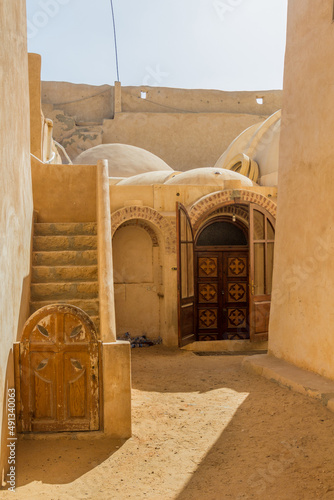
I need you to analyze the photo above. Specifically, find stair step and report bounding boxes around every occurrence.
[30,299,99,317]
[33,235,97,251]
[34,222,97,236]
[33,250,98,266]
[32,265,98,283]
[31,282,98,301]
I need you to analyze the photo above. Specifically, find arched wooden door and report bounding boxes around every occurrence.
[14,305,101,433]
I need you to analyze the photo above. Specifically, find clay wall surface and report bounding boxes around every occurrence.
[41,82,282,120]
[0,0,33,485]
[31,158,97,222]
[41,82,282,169]
[268,0,334,379]
[103,112,265,172]
[109,183,277,346]
[113,225,162,339]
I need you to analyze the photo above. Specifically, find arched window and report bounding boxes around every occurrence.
[196,221,247,247]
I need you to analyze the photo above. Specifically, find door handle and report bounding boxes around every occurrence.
[222,291,224,295]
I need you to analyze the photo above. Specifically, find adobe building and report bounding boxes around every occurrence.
[267,0,334,380]
[2,0,334,491]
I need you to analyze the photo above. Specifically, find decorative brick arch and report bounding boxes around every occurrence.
[115,220,159,247]
[189,190,277,228]
[110,206,176,254]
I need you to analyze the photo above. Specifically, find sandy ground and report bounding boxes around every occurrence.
[1,346,334,500]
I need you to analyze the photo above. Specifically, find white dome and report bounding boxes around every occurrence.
[164,167,254,187]
[73,144,173,178]
[117,171,180,186]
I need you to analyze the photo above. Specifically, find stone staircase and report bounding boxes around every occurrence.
[30,222,100,331]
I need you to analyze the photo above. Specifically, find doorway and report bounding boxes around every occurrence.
[177,202,275,346]
[195,218,249,341]
[196,250,249,340]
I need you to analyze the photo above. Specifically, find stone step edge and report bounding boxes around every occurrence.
[34,222,97,236]
[243,354,334,413]
[30,281,99,287]
[30,299,99,313]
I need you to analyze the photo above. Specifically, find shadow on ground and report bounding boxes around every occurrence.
[12,346,334,499]
[16,438,126,486]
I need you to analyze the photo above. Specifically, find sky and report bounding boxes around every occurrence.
[26,0,288,91]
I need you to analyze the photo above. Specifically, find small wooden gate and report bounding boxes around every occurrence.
[14,305,101,433]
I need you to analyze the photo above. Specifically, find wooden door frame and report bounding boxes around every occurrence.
[249,204,276,341]
[177,203,196,347]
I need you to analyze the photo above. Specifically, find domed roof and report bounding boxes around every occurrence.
[164,167,254,187]
[117,170,180,186]
[73,144,173,178]
[215,110,281,187]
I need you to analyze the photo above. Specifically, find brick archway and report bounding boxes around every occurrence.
[189,190,277,228]
[110,206,176,254]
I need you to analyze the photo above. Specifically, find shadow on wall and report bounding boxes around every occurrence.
[16,275,32,342]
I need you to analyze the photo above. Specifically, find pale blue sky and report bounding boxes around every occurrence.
[26,0,288,91]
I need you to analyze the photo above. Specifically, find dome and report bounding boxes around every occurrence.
[164,167,254,187]
[117,170,180,186]
[215,110,281,187]
[73,144,173,178]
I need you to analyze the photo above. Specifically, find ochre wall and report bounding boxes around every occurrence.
[103,112,265,172]
[113,225,161,339]
[29,53,43,159]
[31,158,97,222]
[41,82,282,169]
[268,0,334,379]
[0,0,33,485]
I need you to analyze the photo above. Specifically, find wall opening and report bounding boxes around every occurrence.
[112,220,162,340]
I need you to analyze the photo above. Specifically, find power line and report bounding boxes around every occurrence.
[110,0,120,82]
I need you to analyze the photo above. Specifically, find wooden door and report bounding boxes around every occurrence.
[14,305,101,433]
[197,252,221,340]
[196,251,249,340]
[177,203,196,347]
[224,252,249,340]
[249,204,275,341]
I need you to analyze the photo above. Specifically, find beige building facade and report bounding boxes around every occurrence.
[268,0,334,380]
[3,0,334,491]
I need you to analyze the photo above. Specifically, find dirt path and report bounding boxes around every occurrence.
[2,347,334,500]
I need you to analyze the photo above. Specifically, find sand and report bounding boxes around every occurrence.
[1,346,334,500]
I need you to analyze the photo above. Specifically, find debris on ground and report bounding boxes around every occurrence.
[117,332,162,348]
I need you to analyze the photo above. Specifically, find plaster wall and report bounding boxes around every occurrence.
[268,0,334,379]
[103,112,266,171]
[41,83,282,120]
[109,183,277,346]
[109,184,277,215]
[113,226,161,339]
[0,0,33,485]
[29,54,43,159]
[31,158,97,222]
[41,83,282,169]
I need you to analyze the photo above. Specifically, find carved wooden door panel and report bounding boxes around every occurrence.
[15,305,101,433]
[197,252,221,341]
[196,251,249,340]
[223,252,249,340]
[177,203,196,347]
